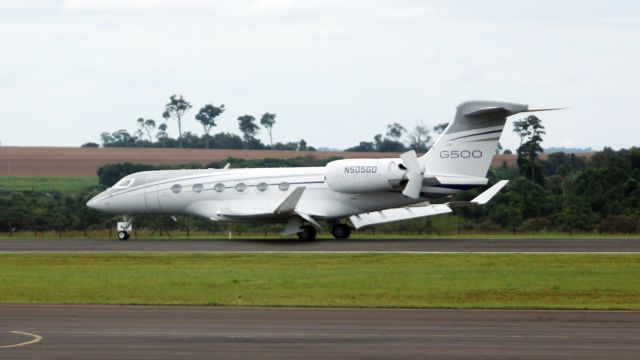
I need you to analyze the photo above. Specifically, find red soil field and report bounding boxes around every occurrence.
[0,146,527,177]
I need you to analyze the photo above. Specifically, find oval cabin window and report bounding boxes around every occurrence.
[171,184,183,194]
[235,183,247,192]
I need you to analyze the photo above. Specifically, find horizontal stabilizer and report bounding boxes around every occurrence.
[525,107,566,113]
[464,106,511,118]
[349,205,452,229]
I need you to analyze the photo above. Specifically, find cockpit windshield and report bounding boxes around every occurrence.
[113,178,135,189]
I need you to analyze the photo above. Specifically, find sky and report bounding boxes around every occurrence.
[0,0,639,151]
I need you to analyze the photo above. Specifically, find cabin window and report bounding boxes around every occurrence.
[214,183,225,193]
[192,184,204,193]
[235,182,247,192]
[278,182,290,191]
[256,182,269,192]
[171,184,183,194]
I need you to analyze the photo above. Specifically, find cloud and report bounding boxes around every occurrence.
[60,0,436,19]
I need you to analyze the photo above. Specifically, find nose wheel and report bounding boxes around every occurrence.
[116,217,133,241]
[331,224,352,239]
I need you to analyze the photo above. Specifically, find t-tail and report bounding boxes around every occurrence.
[418,100,561,193]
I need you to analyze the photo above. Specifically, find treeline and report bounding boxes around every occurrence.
[460,147,640,234]
[84,94,315,151]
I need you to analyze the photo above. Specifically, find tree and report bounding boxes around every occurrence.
[100,130,137,147]
[513,115,546,185]
[433,122,449,135]
[136,118,156,142]
[162,94,192,148]
[195,103,225,148]
[156,123,168,147]
[345,141,375,152]
[298,139,307,151]
[408,122,432,153]
[211,132,244,149]
[260,113,276,147]
[237,115,260,144]
[386,123,406,140]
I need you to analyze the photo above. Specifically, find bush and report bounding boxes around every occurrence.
[519,217,552,233]
[599,215,639,234]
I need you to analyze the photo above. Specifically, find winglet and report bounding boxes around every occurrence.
[274,187,306,215]
[471,180,509,205]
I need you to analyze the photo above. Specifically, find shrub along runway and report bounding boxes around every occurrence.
[1,237,640,253]
[1,305,639,359]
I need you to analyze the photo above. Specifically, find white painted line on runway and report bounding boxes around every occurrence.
[1,250,640,254]
[0,331,42,349]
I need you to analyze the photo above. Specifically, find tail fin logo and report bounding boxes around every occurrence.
[439,150,483,159]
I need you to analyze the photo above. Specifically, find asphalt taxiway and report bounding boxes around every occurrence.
[1,237,639,253]
[1,306,639,359]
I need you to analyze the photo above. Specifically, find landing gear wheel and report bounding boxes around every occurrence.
[297,225,317,241]
[117,231,130,241]
[331,224,352,239]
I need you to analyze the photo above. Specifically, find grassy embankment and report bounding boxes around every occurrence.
[0,176,98,192]
[1,253,639,309]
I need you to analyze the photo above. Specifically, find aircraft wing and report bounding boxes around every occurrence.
[349,204,453,229]
[349,180,508,229]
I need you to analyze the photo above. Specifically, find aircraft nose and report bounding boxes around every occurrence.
[87,192,110,211]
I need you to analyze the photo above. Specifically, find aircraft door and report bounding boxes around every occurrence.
[144,173,162,212]
[144,184,161,212]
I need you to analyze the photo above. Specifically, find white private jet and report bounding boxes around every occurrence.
[87,100,558,240]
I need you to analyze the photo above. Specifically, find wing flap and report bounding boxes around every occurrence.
[349,205,452,229]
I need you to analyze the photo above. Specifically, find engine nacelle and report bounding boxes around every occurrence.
[325,158,405,193]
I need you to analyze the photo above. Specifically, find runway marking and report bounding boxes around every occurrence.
[29,330,640,341]
[0,251,639,254]
[0,331,42,349]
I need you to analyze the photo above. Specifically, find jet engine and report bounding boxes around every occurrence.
[325,158,402,193]
[324,151,425,198]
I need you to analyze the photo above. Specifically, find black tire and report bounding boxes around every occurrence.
[331,224,352,239]
[296,225,317,241]
[117,231,130,241]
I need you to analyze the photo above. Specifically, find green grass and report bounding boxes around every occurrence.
[1,253,639,309]
[0,176,99,192]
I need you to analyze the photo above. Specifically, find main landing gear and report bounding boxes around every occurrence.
[295,223,353,240]
[296,225,317,241]
[331,223,352,239]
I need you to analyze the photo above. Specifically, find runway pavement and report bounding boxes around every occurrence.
[1,306,639,359]
[1,237,640,253]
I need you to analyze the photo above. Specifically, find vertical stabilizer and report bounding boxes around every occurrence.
[420,100,530,178]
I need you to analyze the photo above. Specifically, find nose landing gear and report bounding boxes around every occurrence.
[116,217,133,241]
